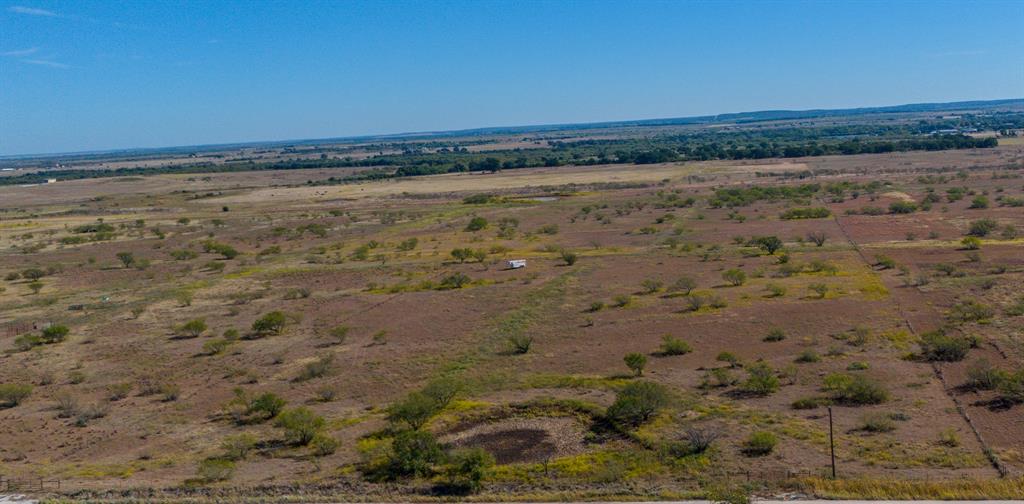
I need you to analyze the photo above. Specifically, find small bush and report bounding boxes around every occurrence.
[937,429,960,447]
[295,355,334,381]
[177,319,207,338]
[808,283,828,298]
[624,352,648,376]
[722,268,746,286]
[716,352,740,367]
[669,276,697,295]
[763,328,785,342]
[765,283,786,297]
[919,331,972,362]
[961,236,981,250]
[275,407,325,445]
[202,338,231,355]
[464,216,488,232]
[888,201,917,214]
[106,383,133,401]
[823,373,889,405]
[680,428,721,455]
[0,383,32,408]
[641,278,664,294]
[507,334,533,354]
[795,349,821,363]
[791,397,824,410]
[310,434,339,456]
[741,362,779,396]
[742,431,777,456]
[388,429,443,478]
[40,324,70,344]
[780,207,830,220]
[443,448,494,493]
[560,249,578,266]
[860,413,896,433]
[221,433,258,460]
[947,300,994,324]
[606,381,669,427]
[197,458,235,482]
[965,359,1006,390]
[659,335,692,356]
[252,311,287,335]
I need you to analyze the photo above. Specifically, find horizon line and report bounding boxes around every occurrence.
[4,96,1022,160]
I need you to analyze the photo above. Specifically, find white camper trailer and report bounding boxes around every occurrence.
[506,259,527,269]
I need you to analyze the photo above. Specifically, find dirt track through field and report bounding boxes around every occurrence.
[827,203,1007,478]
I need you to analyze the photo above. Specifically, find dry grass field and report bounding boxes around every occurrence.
[1,145,1023,501]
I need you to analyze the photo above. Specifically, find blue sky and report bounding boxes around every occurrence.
[1,1,1022,156]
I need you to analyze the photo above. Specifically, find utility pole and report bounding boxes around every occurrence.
[828,406,837,479]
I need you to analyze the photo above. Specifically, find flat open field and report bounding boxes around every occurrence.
[1,146,1023,501]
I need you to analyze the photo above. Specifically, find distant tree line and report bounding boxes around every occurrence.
[2,114,1014,186]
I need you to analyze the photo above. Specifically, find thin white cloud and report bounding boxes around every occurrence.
[22,59,70,69]
[207,38,220,44]
[8,5,58,17]
[1,47,39,57]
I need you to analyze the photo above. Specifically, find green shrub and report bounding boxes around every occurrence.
[641,278,664,294]
[196,458,235,482]
[443,448,494,493]
[560,249,578,266]
[177,318,207,338]
[295,355,334,381]
[507,334,533,354]
[465,217,488,232]
[40,325,69,344]
[742,431,777,456]
[388,392,442,430]
[750,235,784,254]
[606,381,669,427]
[947,300,994,324]
[624,352,647,376]
[997,370,1024,404]
[808,283,828,298]
[274,407,325,445]
[888,201,917,214]
[310,434,339,456]
[0,383,32,408]
[740,362,779,396]
[859,413,896,433]
[765,283,786,297]
[659,335,692,356]
[823,373,889,405]
[919,331,972,362]
[763,328,785,342]
[669,276,697,295]
[961,236,981,250]
[220,433,258,461]
[722,268,746,286]
[965,359,1006,390]
[251,311,287,335]
[795,349,821,363]
[967,218,998,238]
[203,338,231,355]
[791,397,824,410]
[388,430,443,478]
[780,207,831,220]
[716,352,740,367]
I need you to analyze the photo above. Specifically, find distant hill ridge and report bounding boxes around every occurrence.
[3,98,1021,160]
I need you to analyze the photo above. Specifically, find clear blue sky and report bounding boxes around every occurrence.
[1,1,1022,156]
